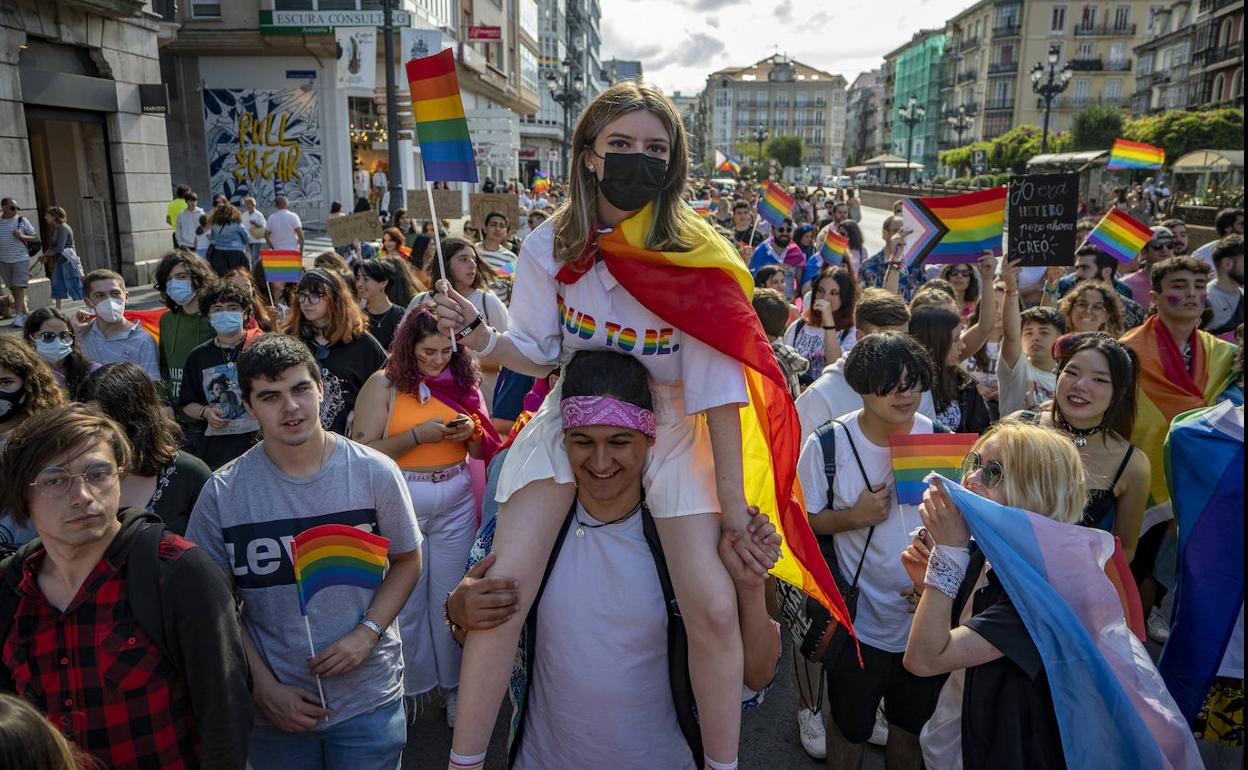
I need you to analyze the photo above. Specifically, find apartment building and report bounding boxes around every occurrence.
[845,69,884,163]
[701,55,848,174]
[884,30,947,175]
[1190,0,1243,108]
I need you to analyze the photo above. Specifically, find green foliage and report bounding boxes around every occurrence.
[1071,104,1126,151]
[1124,109,1244,163]
[989,125,1071,173]
[765,136,805,169]
[939,141,992,176]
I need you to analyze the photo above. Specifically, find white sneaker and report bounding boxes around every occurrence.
[797,707,827,759]
[9,313,26,328]
[1147,607,1171,644]
[445,689,457,729]
[868,704,889,746]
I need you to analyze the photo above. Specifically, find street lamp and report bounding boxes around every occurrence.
[945,104,973,148]
[1031,44,1074,153]
[898,94,926,184]
[546,59,584,180]
[740,126,768,179]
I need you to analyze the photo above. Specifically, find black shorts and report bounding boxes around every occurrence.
[826,639,945,743]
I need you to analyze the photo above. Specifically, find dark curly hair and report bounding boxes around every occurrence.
[385,309,479,395]
[153,250,216,312]
[0,336,65,422]
[21,307,94,401]
[81,363,181,477]
[199,279,255,318]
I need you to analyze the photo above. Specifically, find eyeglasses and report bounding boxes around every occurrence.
[1073,301,1107,313]
[33,331,74,344]
[960,451,1004,489]
[30,462,121,499]
[1149,241,1175,251]
[296,291,326,305]
[775,228,793,234]
[946,268,973,278]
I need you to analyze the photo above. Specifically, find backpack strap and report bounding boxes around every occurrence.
[813,420,839,511]
[0,543,36,693]
[125,522,179,670]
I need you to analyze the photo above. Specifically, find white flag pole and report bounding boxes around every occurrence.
[302,614,329,720]
[426,182,456,351]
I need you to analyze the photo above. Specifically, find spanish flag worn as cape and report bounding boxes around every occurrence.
[555,203,853,632]
[1120,316,1236,505]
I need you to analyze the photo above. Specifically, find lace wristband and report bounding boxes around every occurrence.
[923,545,971,599]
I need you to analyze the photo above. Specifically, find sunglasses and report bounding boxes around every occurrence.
[33,331,74,344]
[1149,241,1174,250]
[960,451,1004,489]
[946,268,973,278]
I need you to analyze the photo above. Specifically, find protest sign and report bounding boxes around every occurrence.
[1007,173,1079,267]
[406,189,465,220]
[469,193,521,234]
[326,210,381,247]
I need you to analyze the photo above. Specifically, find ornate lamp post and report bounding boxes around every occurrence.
[899,94,926,184]
[547,59,584,180]
[1031,44,1074,153]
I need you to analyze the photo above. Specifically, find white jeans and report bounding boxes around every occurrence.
[397,468,477,696]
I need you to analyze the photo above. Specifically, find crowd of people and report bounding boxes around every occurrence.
[0,81,1242,770]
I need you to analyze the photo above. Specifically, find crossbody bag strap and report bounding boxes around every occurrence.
[830,417,878,588]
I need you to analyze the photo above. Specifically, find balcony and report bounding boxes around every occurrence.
[985,99,1014,111]
[992,23,1021,38]
[1069,57,1105,71]
[1106,58,1133,71]
[814,97,827,107]
[957,69,978,83]
[1073,23,1137,37]
[988,60,1019,75]
[959,36,981,52]
[1199,0,1239,13]
[1193,45,1245,68]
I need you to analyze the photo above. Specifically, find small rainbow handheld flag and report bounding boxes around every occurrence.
[1106,138,1165,171]
[818,229,849,265]
[889,433,980,505]
[1084,207,1153,264]
[260,250,303,284]
[900,187,1005,268]
[715,149,741,174]
[291,524,390,615]
[757,181,795,227]
[406,49,479,183]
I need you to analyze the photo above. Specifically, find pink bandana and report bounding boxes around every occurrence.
[559,396,656,438]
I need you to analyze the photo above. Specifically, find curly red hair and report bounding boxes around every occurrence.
[384,309,480,395]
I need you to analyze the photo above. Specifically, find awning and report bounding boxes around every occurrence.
[863,153,908,165]
[1027,149,1109,168]
[1171,150,1244,173]
[845,165,868,174]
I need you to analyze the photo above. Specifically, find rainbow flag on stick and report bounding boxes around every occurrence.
[1107,138,1165,171]
[757,181,795,227]
[900,187,1005,268]
[406,49,479,183]
[889,433,979,505]
[1084,207,1153,264]
[532,171,550,193]
[260,250,303,284]
[818,229,849,265]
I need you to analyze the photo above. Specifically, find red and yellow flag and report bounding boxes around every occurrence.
[557,203,853,632]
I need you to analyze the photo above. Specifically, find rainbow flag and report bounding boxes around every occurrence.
[406,49,479,183]
[818,229,849,265]
[690,198,713,218]
[123,308,168,346]
[889,433,979,505]
[899,187,1005,268]
[553,202,854,640]
[715,149,741,175]
[291,524,390,615]
[1160,401,1244,722]
[757,181,794,227]
[709,187,722,213]
[1084,207,1153,264]
[1107,138,1165,171]
[532,170,550,193]
[260,249,303,284]
[942,479,1204,770]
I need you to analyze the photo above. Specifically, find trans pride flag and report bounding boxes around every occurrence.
[1160,401,1244,723]
[899,187,1005,268]
[941,479,1203,770]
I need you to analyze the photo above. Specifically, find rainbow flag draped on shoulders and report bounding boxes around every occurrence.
[940,478,1204,770]
[1107,138,1165,171]
[1160,401,1245,723]
[1121,316,1237,504]
[291,524,390,614]
[554,203,852,631]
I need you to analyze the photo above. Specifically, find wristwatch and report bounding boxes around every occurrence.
[358,608,383,638]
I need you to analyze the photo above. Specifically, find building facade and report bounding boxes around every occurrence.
[1190,0,1243,108]
[3,1,174,291]
[700,55,847,177]
[1132,2,1199,114]
[885,30,947,177]
[844,69,883,164]
[602,58,642,84]
[160,0,540,230]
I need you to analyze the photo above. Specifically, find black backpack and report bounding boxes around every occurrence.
[0,514,177,693]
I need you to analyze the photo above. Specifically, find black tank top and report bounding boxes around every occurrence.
[1080,445,1136,530]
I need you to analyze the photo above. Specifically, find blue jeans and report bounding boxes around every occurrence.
[50,258,83,300]
[248,698,406,770]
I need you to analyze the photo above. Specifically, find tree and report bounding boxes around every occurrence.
[765,136,804,169]
[1070,104,1126,151]
[940,140,992,176]
[1125,108,1244,163]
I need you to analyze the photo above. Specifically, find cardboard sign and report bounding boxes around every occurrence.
[1007,173,1079,267]
[326,210,381,247]
[406,189,465,220]
[469,193,521,235]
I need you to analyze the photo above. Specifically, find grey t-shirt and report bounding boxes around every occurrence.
[186,436,423,727]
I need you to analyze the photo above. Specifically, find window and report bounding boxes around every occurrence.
[1212,73,1226,101]
[520,46,539,94]
[1104,78,1122,101]
[999,43,1015,62]
[994,79,1011,104]
[1146,5,1163,33]
[1080,6,1096,30]
[1079,42,1095,58]
[1072,79,1089,104]
[1110,43,1126,64]
[519,0,539,42]
[191,1,222,16]
[1051,6,1066,33]
[1139,53,1154,74]
[1113,6,1130,30]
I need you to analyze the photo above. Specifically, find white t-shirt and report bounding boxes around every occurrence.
[797,411,931,652]
[372,170,388,190]
[476,243,517,275]
[354,169,370,198]
[410,288,508,332]
[794,357,936,440]
[243,209,267,244]
[1207,283,1243,330]
[515,502,694,770]
[265,208,303,252]
[0,215,36,264]
[175,206,204,249]
[996,351,1057,416]
[508,219,747,414]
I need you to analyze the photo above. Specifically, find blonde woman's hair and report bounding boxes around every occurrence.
[970,419,1087,525]
[552,82,692,263]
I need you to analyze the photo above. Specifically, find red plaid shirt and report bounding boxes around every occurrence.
[3,535,199,769]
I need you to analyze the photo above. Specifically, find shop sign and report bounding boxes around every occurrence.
[286,71,318,79]
[468,25,502,42]
[336,27,377,89]
[518,148,537,160]
[139,84,168,116]
[259,10,412,35]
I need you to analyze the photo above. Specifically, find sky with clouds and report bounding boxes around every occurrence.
[600,0,974,95]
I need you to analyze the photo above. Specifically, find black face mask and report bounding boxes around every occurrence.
[597,152,668,212]
[0,389,26,423]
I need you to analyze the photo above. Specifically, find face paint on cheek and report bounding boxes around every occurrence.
[1198,291,1207,305]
